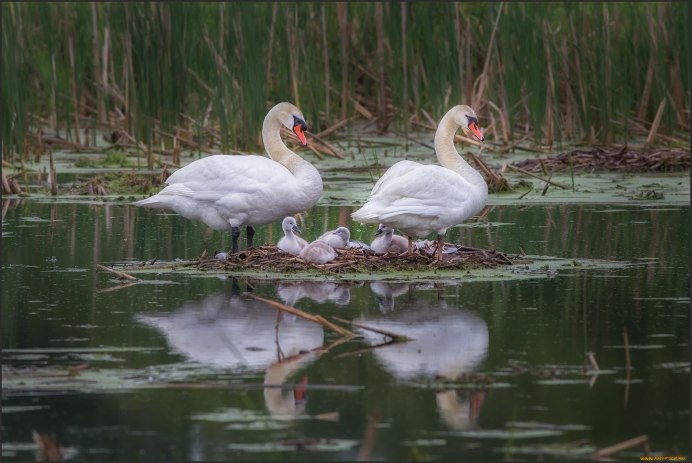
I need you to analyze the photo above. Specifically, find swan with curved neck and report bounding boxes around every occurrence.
[134,102,323,253]
[351,105,487,260]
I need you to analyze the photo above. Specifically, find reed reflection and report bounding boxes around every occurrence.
[361,282,489,430]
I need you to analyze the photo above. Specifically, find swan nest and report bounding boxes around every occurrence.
[512,146,690,173]
[195,244,518,274]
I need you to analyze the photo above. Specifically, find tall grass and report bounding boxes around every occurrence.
[1,2,689,162]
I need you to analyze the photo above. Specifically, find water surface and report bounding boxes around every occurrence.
[2,199,689,460]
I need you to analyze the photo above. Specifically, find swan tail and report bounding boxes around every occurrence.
[133,184,195,208]
[350,206,381,223]
[133,196,164,208]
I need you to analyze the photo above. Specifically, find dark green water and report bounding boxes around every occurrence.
[2,199,689,461]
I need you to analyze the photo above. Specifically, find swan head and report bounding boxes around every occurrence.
[453,105,484,142]
[332,227,350,243]
[375,224,394,237]
[271,102,309,146]
[282,216,302,235]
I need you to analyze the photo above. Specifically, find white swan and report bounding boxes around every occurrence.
[351,105,486,260]
[299,240,337,264]
[317,226,350,249]
[134,102,323,253]
[277,216,308,255]
[370,224,408,254]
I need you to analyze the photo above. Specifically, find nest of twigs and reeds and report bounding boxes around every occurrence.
[512,146,690,174]
[190,245,517,274]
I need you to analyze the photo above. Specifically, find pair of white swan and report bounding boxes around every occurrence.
[352,105,487,260]
[134,102,322,253]
[136,102,486,261]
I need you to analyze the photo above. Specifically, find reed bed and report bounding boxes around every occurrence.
[2,2,689,163]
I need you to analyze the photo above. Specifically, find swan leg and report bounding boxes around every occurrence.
[246,225,255,248]
[435,234,445,260]
[231,226,241,253]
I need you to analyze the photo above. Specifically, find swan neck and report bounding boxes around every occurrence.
[434,113,486,188]
[262,116,294,164]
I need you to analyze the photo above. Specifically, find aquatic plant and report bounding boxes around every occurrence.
[1,2,689,162]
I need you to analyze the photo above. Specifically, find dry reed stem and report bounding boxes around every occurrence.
[1,172,13,194]
[467,151,512,192]
[506,163,568,189]
[473,2,504,109]
[646,98,667,145]
[623,327,631,370]
[316,117,351,139]
[48,150,57,196]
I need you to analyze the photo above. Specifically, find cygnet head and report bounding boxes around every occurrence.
[268,102,309,146]
[452,105,484,142]
[333,226,350,243]
[282,216,301,235]
[374,224,394,237]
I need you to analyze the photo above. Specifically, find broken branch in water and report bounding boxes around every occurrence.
[96,264,138,281]
[246,294,355,337]
[591,434,650,459]
[332,316,411,342]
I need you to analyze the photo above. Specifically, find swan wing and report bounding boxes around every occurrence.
[164,155,310,224]
[373,165,472,209]
[369,160,423,196]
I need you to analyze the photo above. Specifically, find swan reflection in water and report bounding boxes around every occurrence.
[361,282,489,430]
[369,282,410,313]
[136,279,325,420]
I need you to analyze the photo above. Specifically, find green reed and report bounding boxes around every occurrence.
[1,2,689,162]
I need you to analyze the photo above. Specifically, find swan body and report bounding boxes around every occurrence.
[277,216,308,255]
[371,224,409,254]
[134,102,323,252]
[299,240,337,264]
[317,226,350,249]
[351,105,487,259]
